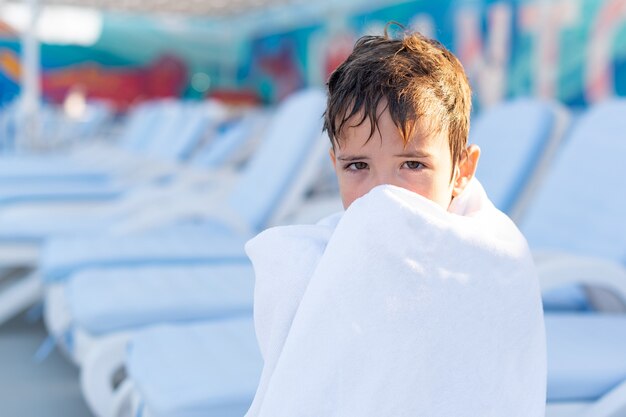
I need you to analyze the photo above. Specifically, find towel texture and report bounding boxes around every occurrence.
[245,180,546,417]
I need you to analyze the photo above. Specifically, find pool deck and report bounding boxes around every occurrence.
[0,311,93,416]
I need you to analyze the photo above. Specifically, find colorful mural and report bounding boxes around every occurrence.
[0,21,19,105]
[2,0,626,109]
[0,14,193,109]
[239,0,626,108]
[0,35,188,110]
[239,28,315,102]
[41,54,187,109]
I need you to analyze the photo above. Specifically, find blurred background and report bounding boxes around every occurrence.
[1,0,626,416]
[1,0,624,126]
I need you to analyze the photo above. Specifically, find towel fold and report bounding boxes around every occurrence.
[245,180,546,417]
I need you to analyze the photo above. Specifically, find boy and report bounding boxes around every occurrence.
[325,30,479,210]
[245,28,546,417]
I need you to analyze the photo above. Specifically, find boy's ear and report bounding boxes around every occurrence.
[452,144,480,197]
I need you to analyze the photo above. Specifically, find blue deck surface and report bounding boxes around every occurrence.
[0,312,92,416]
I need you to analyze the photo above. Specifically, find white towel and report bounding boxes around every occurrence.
[245,180,546,417]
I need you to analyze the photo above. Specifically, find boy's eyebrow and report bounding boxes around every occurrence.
[336,155,371,161]
[394,151,432,158]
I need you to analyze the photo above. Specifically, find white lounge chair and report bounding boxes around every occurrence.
[521,99,626,262]
[470,97,570,221]
[0,88,328,330]
[84,99,626,417]
[0,102,262,269]
[83,317,261,417]
[0,100,231,206]
[515,98,626,414]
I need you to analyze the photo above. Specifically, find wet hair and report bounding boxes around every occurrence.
[324,24,472,172]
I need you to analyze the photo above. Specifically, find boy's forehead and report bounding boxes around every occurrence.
[338,105,448,149]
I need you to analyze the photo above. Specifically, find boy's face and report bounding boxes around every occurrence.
[330,105,477,210]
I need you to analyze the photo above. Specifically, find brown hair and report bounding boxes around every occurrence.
[324,25,472,172]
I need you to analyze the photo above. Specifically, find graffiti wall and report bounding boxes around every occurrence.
[0,12,246,108]
[0,22,19,105]
[2,0,625,109]
[239,0,626,108]
[0,37,188,110]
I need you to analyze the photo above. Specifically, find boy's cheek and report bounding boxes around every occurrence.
[337,180,359,208]
[340,186,371,209]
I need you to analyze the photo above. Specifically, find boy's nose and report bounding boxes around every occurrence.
[372,172,398,189]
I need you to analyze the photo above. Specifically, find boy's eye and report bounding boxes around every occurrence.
[403,161,423,170]
[346,162,368,171]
